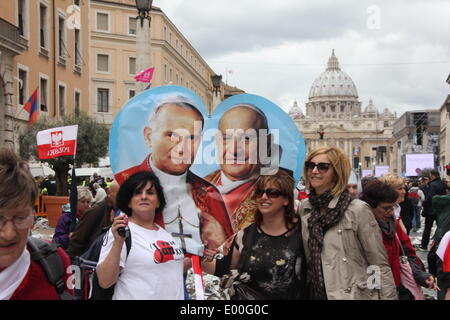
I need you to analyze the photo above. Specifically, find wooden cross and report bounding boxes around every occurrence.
[170,206,192,253]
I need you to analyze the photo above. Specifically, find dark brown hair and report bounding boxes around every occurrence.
[359,180,398,208]
[254,169,296,228]
[0,147,37,210]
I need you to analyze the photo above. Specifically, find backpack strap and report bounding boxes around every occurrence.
[27,237,73,300]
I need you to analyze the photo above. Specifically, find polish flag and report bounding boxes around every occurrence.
[437,231,450,272]
[36,125,78,160]
[134,67,155,83]
[191,255,204,300]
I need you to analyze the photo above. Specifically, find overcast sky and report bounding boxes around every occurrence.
[158,0,450,115]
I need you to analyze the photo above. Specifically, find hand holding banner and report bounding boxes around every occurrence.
[36,125,78,160]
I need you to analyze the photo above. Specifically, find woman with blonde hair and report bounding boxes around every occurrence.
[297,146,397,300]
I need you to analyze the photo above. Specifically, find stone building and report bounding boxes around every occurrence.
[289,50,397,174]
[0,0,90,148]
[392,110,440,175]
[89,0,222,125]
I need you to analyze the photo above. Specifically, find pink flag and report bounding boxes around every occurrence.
[134,67,155,83]
[36,125,78,160]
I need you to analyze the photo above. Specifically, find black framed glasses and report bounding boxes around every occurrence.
[304,161,331,173]
[255,188,284,199]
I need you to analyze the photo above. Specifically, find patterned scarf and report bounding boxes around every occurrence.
[307,189,353,300]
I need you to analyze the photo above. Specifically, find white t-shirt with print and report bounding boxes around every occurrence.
[98,222,185,300]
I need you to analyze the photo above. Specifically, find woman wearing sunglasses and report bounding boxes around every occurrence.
[360,179,436,300]
[202,170,308,300]
[298,146,397,300]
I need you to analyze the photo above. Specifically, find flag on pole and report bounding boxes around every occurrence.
[23,87,39,125]
[134,67,155,83]
[36,125,78,160]
[437,231,450,272]
[69,167,78,232]
[191,255,204,300]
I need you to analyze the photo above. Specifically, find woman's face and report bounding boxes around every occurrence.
[255,183,289,218]
[393,184,406,203]
[373,201,397,223]
[77,198,91,216]
[129,182,160,218]
[307,154,336,195]
[0,206,34,272]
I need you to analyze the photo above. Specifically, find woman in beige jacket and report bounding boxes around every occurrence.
[297,146,397,300]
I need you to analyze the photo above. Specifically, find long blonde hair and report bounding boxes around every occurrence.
[303,146,350,196]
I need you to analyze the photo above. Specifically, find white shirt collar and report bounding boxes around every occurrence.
[217,171,253,194]
[0,247,30,300]
[149,156,187,185]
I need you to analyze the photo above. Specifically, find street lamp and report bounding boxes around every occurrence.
[211,74,222,94]
[135,0,153,27]
[134,0,153,93]
[210,74,222,113]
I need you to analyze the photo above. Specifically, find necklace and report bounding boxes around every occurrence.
[163,205,200,228]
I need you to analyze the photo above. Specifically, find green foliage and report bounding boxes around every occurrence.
[19,112,109,195]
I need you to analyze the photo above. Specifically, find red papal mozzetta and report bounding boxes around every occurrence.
[36,125,78,160]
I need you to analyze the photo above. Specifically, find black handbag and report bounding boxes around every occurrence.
[219,269,269,300]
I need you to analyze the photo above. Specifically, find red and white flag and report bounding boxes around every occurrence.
[134,67,155,83]
[36,125,78,160]
[437,231,450,272]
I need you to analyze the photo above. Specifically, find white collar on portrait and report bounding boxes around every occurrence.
[149,156,188,185]
[217,171,253,194]
[0,247,30,300]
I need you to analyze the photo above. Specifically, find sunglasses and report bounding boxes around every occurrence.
[304,161,331,173]
[255,188,284,199]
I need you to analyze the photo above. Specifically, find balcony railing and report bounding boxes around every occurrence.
[0,18,28,50]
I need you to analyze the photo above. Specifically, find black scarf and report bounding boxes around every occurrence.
[376,216,396,239]
[307,189,353,300]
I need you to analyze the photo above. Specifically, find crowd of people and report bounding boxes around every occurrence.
[1,144,450,300]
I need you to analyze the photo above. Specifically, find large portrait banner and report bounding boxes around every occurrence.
[109,85,305,256]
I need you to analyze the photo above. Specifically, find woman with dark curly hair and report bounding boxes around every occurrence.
[96,171,185,300]
[360,179,437,300]
[202,170,308,300]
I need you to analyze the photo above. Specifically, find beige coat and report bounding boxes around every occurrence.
[298,196,398,300]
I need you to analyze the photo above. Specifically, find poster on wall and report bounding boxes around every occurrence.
[375,165,390,178]
[405,153,434,176]
[362,169,373,178]
[109,86,306,255]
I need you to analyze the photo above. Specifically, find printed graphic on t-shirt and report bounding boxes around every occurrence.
[152,240,184,264]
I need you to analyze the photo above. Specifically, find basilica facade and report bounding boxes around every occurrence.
[289,50,397,174]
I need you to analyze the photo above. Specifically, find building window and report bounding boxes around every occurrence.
[96,12,109,31]
[129,57,136,75]
[40,77,48,112]
[163,26,167,40]
[97,88,109,112]
[58,85,66,116]
[129,89,136,99]
[18,68,27,105]
[384,121,389,127]
[164,64,167,81]
[97,54,109,72]
[74,91,81,116]
[39,3,48,50]
[18,0,27,37]
[129,17,136,35]
[57,15,67,63]
[74,28,82,69]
